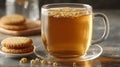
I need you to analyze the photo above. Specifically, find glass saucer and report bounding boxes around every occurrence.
[34,44,103,62]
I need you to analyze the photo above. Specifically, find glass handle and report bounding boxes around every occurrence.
[92,13,110,45]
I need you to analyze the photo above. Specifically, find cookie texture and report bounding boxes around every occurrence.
[1,45,34,54]
[1,37,33,49]
[0,23,27,31]
[0,14,25,25]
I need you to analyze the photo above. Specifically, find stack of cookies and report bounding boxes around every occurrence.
[1,37,34,54]
[0,14,27,31]
[0,14,41,35]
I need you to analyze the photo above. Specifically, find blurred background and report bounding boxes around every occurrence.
[0,0,120,9]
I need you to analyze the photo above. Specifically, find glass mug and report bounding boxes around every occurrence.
[35,3,109,61]
[6,0,39,20]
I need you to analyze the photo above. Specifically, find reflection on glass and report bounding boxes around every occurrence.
[51,60,102,67]
[6,0,39,20]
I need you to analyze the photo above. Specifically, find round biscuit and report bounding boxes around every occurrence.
[1,37,33,49]
[0,23,27,31]
[1,45,34,54]
[0,14,25,25]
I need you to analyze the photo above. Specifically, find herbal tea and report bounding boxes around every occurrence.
[42,8,92,58]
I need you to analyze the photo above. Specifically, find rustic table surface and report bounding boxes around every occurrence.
[0,9,120,67]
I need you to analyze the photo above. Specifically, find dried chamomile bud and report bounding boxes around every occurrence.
[30,59,36,65]
[20,57,28,63]
[35,58,40,63]
[53,62,57,66]
[47,61,52,65]
[40,59,45,64]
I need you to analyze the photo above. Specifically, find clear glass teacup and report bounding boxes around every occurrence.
[35,3,109,62]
